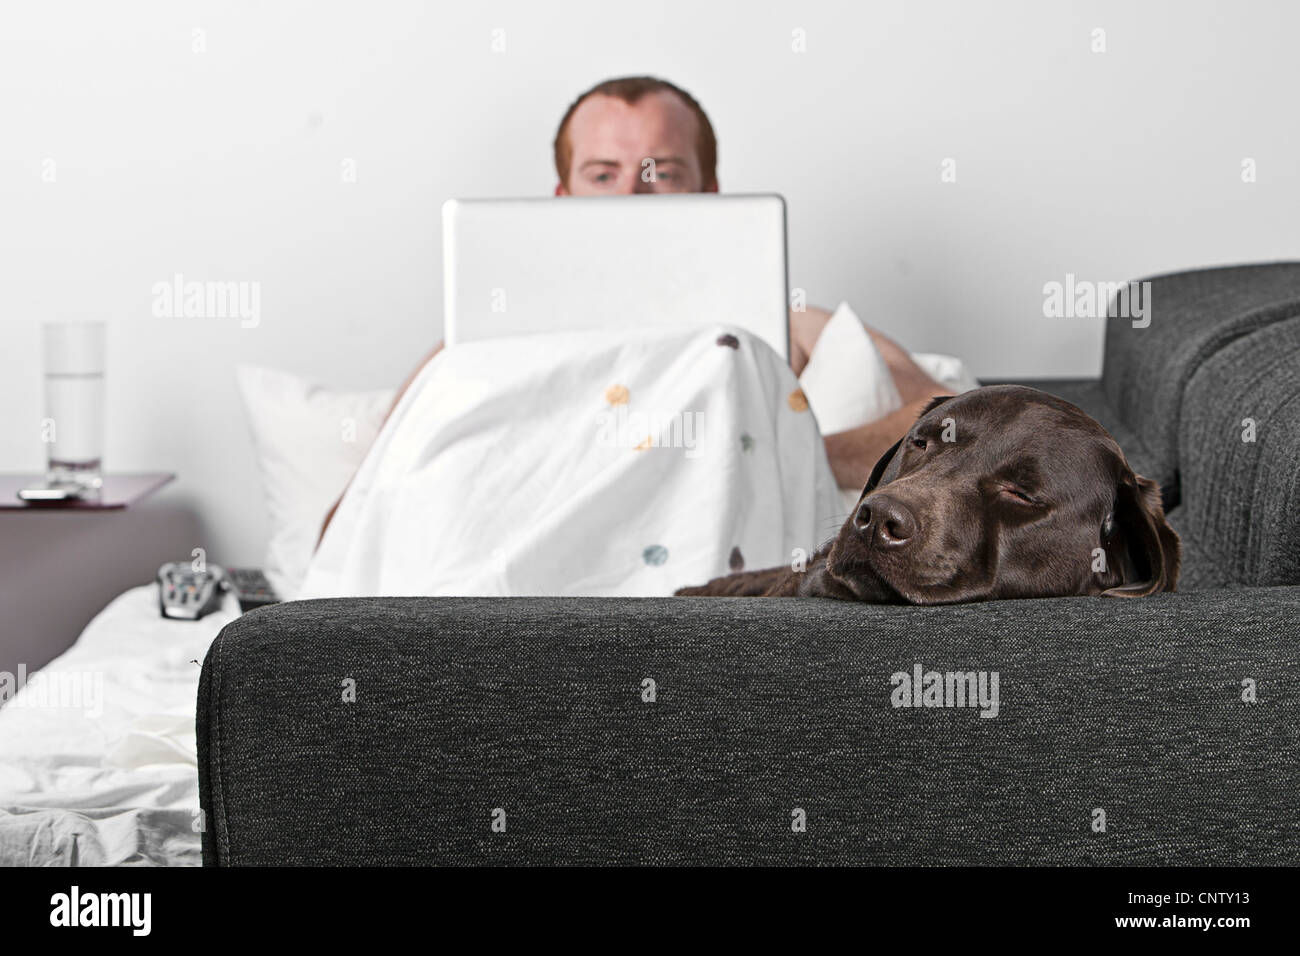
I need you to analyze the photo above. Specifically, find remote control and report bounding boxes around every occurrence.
[226,567,281,613]
[17,480,91,502]
[157,562,229,621]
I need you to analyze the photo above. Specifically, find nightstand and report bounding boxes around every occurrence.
[0,473,202,679]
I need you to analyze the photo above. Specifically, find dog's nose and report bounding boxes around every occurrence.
[854,495,918,548]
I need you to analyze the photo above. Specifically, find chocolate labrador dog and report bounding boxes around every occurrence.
[676,385,1180,603]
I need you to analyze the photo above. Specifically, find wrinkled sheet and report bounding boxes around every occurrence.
[0,585,237,866]
[302,325,843,597]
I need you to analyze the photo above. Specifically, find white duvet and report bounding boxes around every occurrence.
[300,324,844,598]
[0,586,237,866]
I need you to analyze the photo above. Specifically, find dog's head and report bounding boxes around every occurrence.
[826,385,1181,604]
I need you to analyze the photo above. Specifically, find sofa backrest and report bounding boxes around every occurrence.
[1170,315,1300,588]
[1099,261,1300,507]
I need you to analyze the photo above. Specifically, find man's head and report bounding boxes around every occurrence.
[554,76,718,196]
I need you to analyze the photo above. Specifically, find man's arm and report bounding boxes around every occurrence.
[792,306,953,489]
[862,326,950,406]
[788,307,831,377]
[317,343,443,545]
[790,306,949,404]
[822,397,944,490]
[385,343,444,416]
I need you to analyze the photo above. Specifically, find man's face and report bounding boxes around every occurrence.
[557,91,717,196]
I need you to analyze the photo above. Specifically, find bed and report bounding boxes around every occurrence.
[0,585,239,866]
[0,363,393,867]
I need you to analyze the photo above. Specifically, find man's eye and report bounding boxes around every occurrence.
[594,172,613,183]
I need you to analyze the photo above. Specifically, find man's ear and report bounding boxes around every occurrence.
[1100,474,1182,597]
[861,396,954,496]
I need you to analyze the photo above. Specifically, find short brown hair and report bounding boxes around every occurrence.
[553,76,718,188]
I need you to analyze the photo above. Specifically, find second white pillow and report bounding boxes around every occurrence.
[235,364,394,599]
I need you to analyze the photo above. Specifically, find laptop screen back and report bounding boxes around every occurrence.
[442,193,789,360]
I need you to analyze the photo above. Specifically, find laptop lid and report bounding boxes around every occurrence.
[442,193,789,360]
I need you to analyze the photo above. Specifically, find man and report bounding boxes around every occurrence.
[550,76,951,487]
[322,76,950,539]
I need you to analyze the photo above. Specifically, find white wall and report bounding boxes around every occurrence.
[2,0,1297,566]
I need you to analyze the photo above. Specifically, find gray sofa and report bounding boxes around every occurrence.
[198,262,1300,865]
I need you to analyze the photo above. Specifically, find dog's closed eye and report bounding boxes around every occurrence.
[999,486,1038,505]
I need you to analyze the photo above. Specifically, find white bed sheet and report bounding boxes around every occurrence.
[301,324,842,598]
[0,584,238,866]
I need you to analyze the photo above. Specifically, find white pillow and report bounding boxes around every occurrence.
[235,365,394,599]
[797,301,902,435]
[911,352,982,394]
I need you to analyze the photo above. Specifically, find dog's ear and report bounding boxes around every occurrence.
[917,394,954,417]
[862,395,954,496]
[863,437,903,495]
[1100,474,1182,597]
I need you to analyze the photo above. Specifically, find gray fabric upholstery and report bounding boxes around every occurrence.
[1001,378,1168,492]
[1100,262,1300,493]
[198,261,1300,866]
[1013,262,1300,507]
[1172,315,1300,588]
[199,592,1300,866]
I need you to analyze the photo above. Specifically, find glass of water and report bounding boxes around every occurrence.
[43,321,106,489]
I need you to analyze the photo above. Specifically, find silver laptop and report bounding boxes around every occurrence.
[442,194,789,360]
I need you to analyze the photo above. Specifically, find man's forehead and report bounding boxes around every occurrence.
[568,91,700,159]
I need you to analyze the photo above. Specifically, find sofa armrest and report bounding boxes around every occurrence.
[198,591,1300,866]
